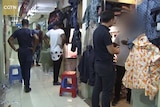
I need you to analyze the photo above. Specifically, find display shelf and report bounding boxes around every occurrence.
[106,0,136,4]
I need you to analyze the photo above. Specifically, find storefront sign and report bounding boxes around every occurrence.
[2,0,18,15]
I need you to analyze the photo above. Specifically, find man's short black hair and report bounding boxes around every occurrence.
[22,19,29,26]
[36,24,41,29]
[54,21,63,27]
[100,10,114,23]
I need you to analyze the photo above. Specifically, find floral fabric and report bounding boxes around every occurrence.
[123,33,160,100]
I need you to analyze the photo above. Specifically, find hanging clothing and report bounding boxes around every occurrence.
[78,45,95,86]
[149,36,160,47]
[83,21,97,51]
[68,0,79,28]
[82,0,101,29]
[123,33,160,100]
[48,9,64,24]
[136,0,160,39]
[63,9,72,43]
[128,0,160,49]
[82,5,91,29]
[150,7,160,27]
[48,9,64,30]
[68,0,79,6]
[71,29,81,55]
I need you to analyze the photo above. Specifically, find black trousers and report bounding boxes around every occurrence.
[92,63,116,107]
[114,65,131,101]
[18,48,33,88]
[53,57,62,83]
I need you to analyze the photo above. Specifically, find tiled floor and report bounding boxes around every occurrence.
[3,50,131,107]
[85,96,131,107]
[4,66,89,107]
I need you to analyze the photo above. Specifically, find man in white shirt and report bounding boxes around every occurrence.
[44,21,65,85]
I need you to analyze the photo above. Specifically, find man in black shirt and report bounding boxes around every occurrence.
[92,10,120,107]
[8,19,39,93]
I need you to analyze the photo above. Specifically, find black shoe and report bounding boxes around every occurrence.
[53,82,61,85]
[36,63,40,66]
[24,87,31,93]
[112,99,119,106]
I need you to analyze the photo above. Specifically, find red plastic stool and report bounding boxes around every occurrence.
[59,71,77,98]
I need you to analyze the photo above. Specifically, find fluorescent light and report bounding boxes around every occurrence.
[27,10,34,16]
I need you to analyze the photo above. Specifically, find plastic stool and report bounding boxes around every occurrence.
[9,65,22,84]
[59,71,77,98]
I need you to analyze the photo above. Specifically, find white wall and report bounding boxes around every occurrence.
[0,1,5,83]
[5,25,13,74]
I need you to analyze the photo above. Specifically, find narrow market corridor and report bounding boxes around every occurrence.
[3,50,89,107]
[1,50,131,107]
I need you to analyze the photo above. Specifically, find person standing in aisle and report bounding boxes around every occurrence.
[8,19,39,93]
[44,21,65,85]
[32,24,43,66]
[112,13,131,106]
[92,10,120,107]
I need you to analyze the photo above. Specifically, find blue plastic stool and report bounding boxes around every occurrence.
[9,65,22,84]
[61,77,78,92]
[59,71,78,98]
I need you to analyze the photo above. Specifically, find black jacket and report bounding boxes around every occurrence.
[71,29,82,55]
[151,7,160,27]
[78,45,95,86]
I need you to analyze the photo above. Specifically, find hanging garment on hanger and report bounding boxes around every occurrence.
[82,0,101,30]
[68,0,79,28]
[135,0,160,39]
[82,5,91,30]
[149,36,160,47]
[78,45,95,86]
[69,0,79,6]
[150,7,160,27]
[63,9,72,43]
[48,9,64,30]
[123,33,160,100]
[48,9,64,25]
[71,29,82,55]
